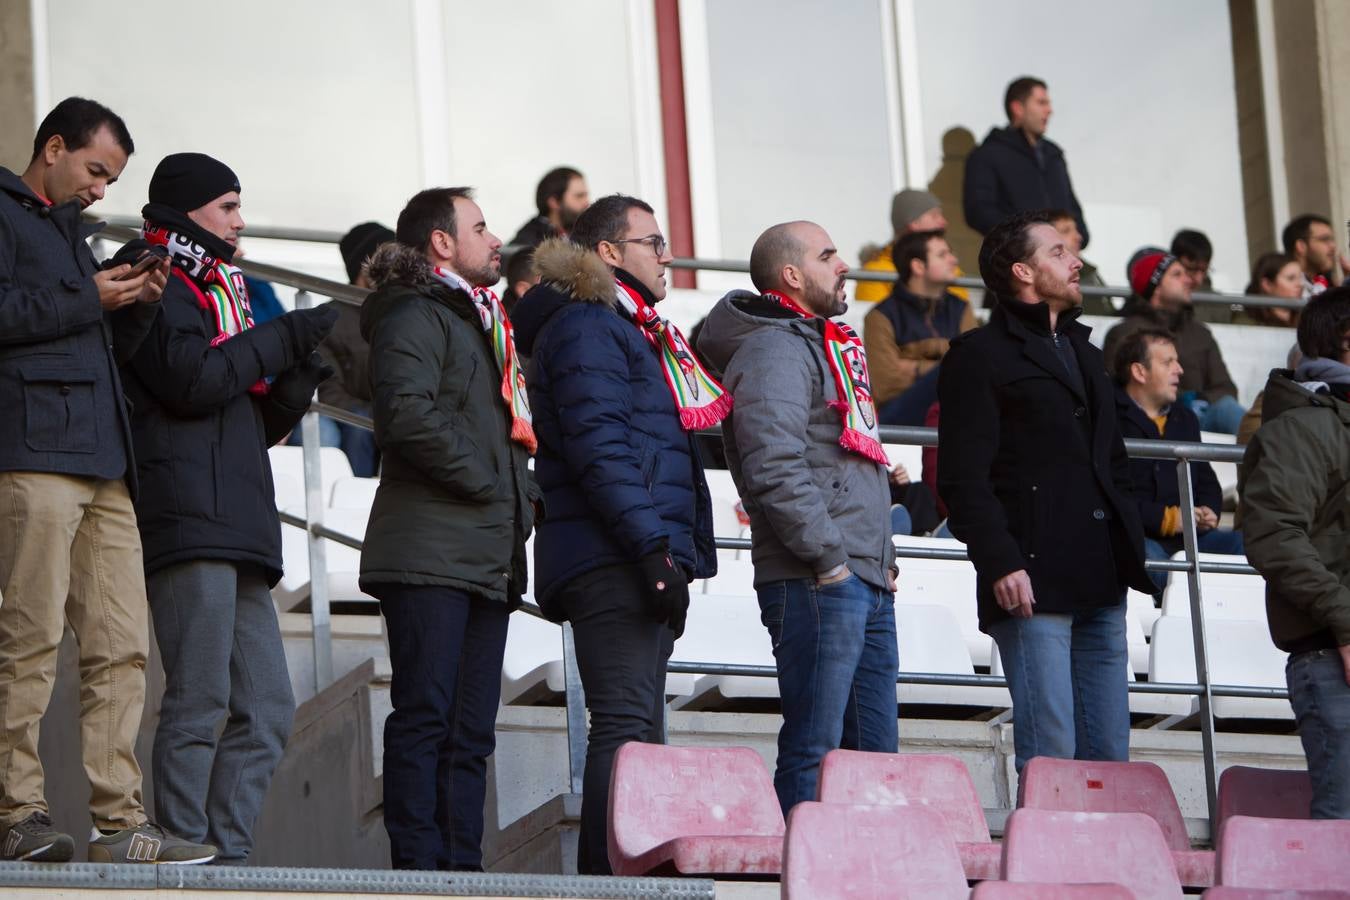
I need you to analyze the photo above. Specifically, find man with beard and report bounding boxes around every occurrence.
[511,194,723,873]
[697,221,898,814]
[358,188,538,870]
[1103,250,1243,433]
[509,166,589,248]
[938,210,1153,773]
[1282,214,1347,299]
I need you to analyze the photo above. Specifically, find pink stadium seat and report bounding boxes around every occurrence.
[782,802,969,900]
[1204,889,1350,899]
[1216,767,1313,828]
[606,742,784,876]
[1017,757,1213,888]
[1001,808,1185,900]
[1216,815,1350,891]
[816,749,1001,880]
[971,883,1135,899]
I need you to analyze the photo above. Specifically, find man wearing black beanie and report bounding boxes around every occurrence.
[121,152,339,865]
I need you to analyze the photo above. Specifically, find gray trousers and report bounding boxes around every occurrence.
[147,560,294,863]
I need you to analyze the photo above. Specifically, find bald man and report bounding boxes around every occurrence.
[697,221,898,814]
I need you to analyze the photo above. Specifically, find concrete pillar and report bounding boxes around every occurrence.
[1310,0,1350,257]
[1227,0,1276,263]
[0,1,34,172]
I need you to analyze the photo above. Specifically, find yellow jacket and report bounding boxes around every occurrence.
[855,241,970,304]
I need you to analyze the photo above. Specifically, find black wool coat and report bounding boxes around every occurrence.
[937,298,1153,630]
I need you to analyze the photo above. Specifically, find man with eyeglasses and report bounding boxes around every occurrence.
[511,194,724,874]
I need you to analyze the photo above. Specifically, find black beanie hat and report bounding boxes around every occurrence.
[339,222,395,284]
[148,152,240,214]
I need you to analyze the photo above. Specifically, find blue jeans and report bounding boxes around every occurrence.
[1186,394,1245,435]
[890,505,913,536]
[374,584,509,870]
[1142,529,1247,594]
[1286,649,1350,819]
[878,366,941,427]
[988,602,1130,773]
[757,575,899,813]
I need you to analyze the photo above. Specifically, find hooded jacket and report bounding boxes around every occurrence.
[1101,299,1239,404]
[356,242,538,605]
[963,127,1089,247]
[1241,363,1350,653]
[696,291,895,591]
[510,240,716,614]
[0,166,158,493]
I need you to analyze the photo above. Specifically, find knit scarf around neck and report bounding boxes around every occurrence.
[762,290,889,466]
[141,213,266,396]
[430,266,537,454]
[613,271,732,430]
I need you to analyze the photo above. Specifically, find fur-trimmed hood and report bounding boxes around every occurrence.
[358,240,473,342]
[362,240,438,291]
[512,238,622,356]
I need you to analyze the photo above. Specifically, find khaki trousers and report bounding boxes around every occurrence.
[0,472,148,829]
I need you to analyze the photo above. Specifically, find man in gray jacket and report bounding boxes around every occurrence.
[698,220,898,814]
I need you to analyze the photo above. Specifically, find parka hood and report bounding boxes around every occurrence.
[511,238,618,356]
[358,241,470,341]
[695,290,822,375]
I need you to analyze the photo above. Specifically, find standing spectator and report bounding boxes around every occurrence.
[1103,250,1244,434]
[1283,214,1345,299]
[1241,287,1350,818]
[863,230,977,426]
[510,166,590,248]
[1238,252,1303,328]
[359,188,538,870]
[964,77,1088,247]
[0,98,216,865]
[1171,228,1232,324]
[127,152,339,864]
[855,189,967,304]
[511,195,722,873]
[698,220,897,814]
[1112,329,1243,595]
[938,211,1153,773]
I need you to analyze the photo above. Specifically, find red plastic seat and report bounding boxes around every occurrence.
[1216,815,1350,891]
[1017,757,1213,888]
[1217,767,1313,829]
[817,749,1001,880]
[1002,808,1185,899]
[782,802,969,900]
[606,742,784,876]
[971,883,1135,899]
[1204,888,1350,899]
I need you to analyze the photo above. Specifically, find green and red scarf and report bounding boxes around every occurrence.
[763,290,889,466]
[142,221,267,396]
[432,266,537,455]
[613,279,732,430]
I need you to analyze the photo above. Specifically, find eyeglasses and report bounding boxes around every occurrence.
[610,234,667,258]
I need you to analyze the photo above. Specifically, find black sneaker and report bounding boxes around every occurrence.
[1,811,75,862]
[88,821,216,865]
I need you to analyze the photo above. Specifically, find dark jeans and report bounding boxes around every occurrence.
[757,575,899,814]
[1286,649,1350,819]
[374,583,509,871]
[288,414,380,477]
[1143,529,1247,595]
[556,563,674,875]
[878,366,942,427]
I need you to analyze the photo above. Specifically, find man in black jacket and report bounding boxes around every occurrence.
[125,152,339,864]
[963,77,1089,249]
[0,99,216,865]
[938,210,1153,773]
[359,188,538,871]
[509,166,589,249]
[1112,329,1243,595]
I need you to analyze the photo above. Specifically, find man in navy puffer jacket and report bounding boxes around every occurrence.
[511,194,719,874]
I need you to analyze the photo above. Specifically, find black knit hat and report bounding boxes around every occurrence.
[339,222,395,284]
[148,152,240,214]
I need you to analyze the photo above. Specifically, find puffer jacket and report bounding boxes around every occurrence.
[357,243,538,605]
[510,240,715,614]
[696,291,895,591]
[1241,364,1350,652]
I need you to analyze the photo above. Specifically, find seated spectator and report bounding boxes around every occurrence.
[235,241,285,324]
[863,230,977,426]
[1112,329,1243,594]
[1283,213,1347,299]
[501,245,539,317]
[1103,249,1245,434]
[888,462,939,536]
[1172,228,1233,323]
[855,189,968,304]
[1237,252,1303,328]
[1048,208,1115,316]
[509,166,589,248]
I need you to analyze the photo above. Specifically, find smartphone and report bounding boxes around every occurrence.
[117,248,167,280]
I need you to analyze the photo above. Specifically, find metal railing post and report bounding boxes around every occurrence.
[561,623,587,795]
[295,289,334,691]
[1177,456,1220,837]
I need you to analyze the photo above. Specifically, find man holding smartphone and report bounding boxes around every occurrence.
[0,98,216,864]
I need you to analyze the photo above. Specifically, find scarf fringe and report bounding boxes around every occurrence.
[510,416,538,456]
[679,392,734,431]
[838,428,890,466]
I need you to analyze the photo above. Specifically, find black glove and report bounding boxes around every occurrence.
[268,352,336,411]
[101,239,166,270]
[639,548,690,637]
[278,303,340,359]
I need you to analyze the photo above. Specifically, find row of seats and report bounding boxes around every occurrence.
[607,744,1330,898]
